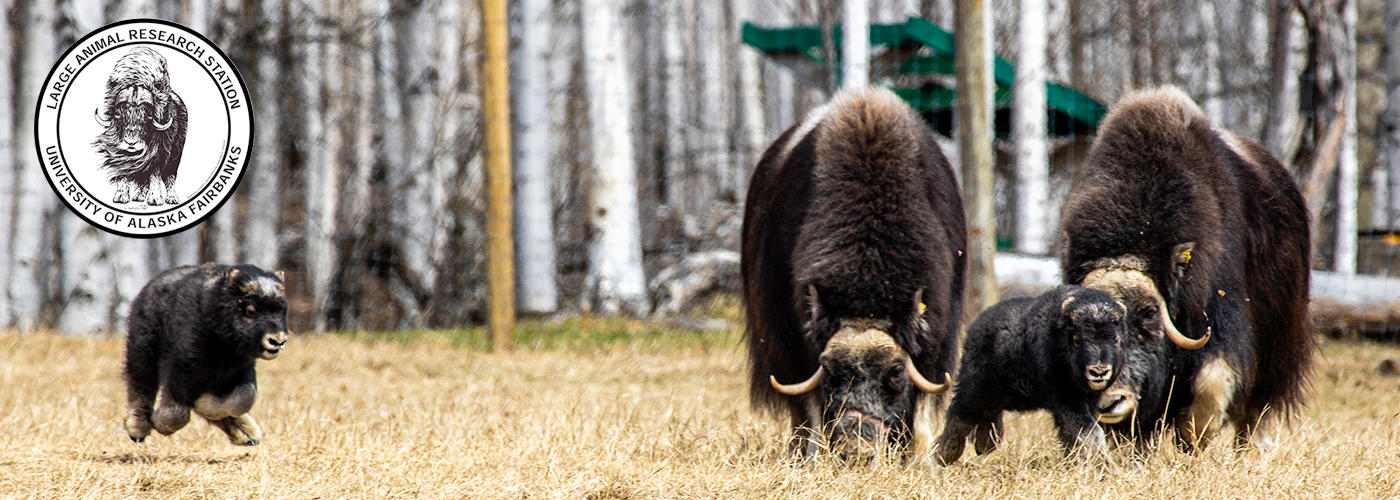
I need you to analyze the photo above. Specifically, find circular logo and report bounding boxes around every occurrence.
[34,19,253,238]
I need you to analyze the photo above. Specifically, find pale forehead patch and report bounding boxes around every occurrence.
[828,319,903,355]
[241,276,285,298]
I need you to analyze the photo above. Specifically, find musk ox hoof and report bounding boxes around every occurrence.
[147,196,163,207]
[164,189,179,205]
[114,192,130,204]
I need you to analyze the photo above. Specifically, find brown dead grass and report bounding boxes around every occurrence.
[0,324,1398,499]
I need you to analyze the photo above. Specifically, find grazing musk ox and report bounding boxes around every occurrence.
[936,286,1126,465]
[123,264,289,446]
[1059,87,1314,451]
[93,47,188,206]
[743,88,966,459]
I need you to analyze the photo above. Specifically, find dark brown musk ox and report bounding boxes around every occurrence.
[93,47,188,206]
[742,87,966,461]
[123,264,289,446]
[1059,87,1314,452]
[935,286,1126,465]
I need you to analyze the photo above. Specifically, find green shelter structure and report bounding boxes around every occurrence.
[741,16,1107,138]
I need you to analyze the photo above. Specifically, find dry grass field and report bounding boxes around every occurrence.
[2,313,1399,499]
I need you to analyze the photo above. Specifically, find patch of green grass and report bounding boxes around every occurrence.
[341,314,742,352]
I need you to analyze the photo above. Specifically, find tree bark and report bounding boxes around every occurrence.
[843,0,870,91]
[1383,0,1400,229]
[301,0,337,331]
[1015,0,1049,256]
[956,0,997,315]
[1335,0,1358,274]
[513,0,560,313]
[734,0,766,196]
[1264,0,1306,162]
[11,0,60,331]
[394,0,444,325]
[245,0,283,269]
[580,0,650,316]
[0,1,12,328]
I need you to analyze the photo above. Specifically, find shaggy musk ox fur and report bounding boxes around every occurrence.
[1059,87,1313,451]
[123,264,289,446]
[742,88,966,459]
[936,286,1126,465]
[93,47,188,206]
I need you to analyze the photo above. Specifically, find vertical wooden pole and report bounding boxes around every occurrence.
[955,0,998,316]
[483,0,516,349]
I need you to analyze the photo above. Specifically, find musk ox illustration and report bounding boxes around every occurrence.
[93,47,188,206]
[743,87,966,460]
[123,264,289,446]
[936,286,1126,465]
[1059,87,1314,452]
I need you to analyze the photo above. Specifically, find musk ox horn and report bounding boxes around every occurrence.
[907,358,949,394]
[1159,295,1208,349]
[153,110,174,131]
[770,367,823,396]
[95,108,111,128]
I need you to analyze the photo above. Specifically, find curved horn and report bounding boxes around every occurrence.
[906,358,950,394]
[770,367,823,396]
[94,108,111,128]
[152,110,173,131]
[1158,295,1208,349]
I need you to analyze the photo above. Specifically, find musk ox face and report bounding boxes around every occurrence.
[223,268,290,360]
[93,47,187,206]
[770,287,948,460]
[1059,289,1126,393]
[1080,249,1207,423]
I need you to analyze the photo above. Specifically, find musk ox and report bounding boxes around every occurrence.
[742,87,966,460]
[123,264,289,446]
[1059,87,1314,452]
[935,286,1126,465]
[93,47,188,206]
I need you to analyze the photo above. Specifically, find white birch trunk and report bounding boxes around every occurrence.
[580,0,649,316]
[1384,0,1400,228]
[734,0,766,198]
[245,0,281,269]
[300,0,335,331]
[395,0,442,324]
[1200,1,1222,125]
[0,3,12,328]
[662,0,693,213]
[11,0,59,331]
[842,0,870,91]
[513,0,559,313]
[1335,0,1358,274]
[1264,2,1306,162]
[118,0,153,18]
[695,0,731,204]
[199,0,238,263]
[1015,0,1049,256]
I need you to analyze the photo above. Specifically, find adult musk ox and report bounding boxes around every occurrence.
[123,264,290,446]
[93,47,188,206]
[742,87,966,460]
[1059,87,1314,452]
[936,286,1126,465]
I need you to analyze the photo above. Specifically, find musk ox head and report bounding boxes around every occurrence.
[221,267,290,360]
[1080,250,1208,423]
[1058,288,1127,393]
[769,286,948,460]
[93,47,187,203]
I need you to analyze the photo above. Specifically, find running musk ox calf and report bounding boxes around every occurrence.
[93,47,188,206]
[743,88,966,460]
[935,286,1125,465]
[1059,87,1314,452]
[123,264,289,446]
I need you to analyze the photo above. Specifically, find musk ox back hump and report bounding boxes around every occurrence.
[793,90,951,320]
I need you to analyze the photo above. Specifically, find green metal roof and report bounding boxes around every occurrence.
[741,16,1107,137]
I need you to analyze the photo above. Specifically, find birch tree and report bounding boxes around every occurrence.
[393,0,444,325]
[11,0,59,331]
[733,0,766,194]
[580,0,649,316]
[1265,0,1306,162]
[513,0,559,313]
[332,0,379,329]
[1014,0,1050,256]
[201,0,239,263]
[0,1,14,328]
[244,0,282,269]
[300,0,336,331]
[1383,0,1400,229]
[1335,0,1358,274]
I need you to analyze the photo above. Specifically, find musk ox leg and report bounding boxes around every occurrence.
[193,383,258,421]
[934,417,975,466]
[122,332,160,443]
[208,414,263,446]
[151,392,191,436]
[162,175,178,205]
[1053,411,1109,464]
[133,183,148,203]
[910,393,943,460]
[971,416,1004,456]
[1175,356,1238,453]
[146,178,164,207]
[113,181,132,204]
[123,386,156,443]
[786,394,824,458]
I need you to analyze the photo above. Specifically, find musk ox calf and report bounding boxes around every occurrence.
[935,286,1126,465]
[1060,87,1314,452]
[743,87,966,460]
[93,47,188,206]
[123,264,289,446]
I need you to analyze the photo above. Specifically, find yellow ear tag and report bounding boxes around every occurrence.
[1182,250,1192,264]
[919,302,927,315]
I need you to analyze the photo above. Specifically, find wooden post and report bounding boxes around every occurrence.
[955,0,998,316]
[483,0,516,349]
